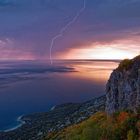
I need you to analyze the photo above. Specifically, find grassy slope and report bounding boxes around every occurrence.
[44,111,140,140]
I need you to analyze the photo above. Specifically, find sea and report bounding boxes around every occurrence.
[0,60,119,131]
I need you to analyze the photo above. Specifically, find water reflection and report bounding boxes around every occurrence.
[55,60,119,83]
[0,60,119,130]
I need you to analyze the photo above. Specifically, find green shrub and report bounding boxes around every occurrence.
[127,130,137,140]
[118,59,133,71]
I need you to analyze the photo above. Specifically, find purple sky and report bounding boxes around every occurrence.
[0,0,140,60]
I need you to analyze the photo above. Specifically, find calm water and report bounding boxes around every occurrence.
[0,60,119,131]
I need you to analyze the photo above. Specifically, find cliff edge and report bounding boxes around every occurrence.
[106,55,140,114]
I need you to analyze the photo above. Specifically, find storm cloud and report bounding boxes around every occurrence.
[0,0,140,60]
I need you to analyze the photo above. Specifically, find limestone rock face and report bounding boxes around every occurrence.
[106,56,140,114]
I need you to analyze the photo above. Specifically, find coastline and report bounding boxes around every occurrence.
[0,95,106,133]
[2,115,25,132]
[0,106,54,133]
[0,95,106,139]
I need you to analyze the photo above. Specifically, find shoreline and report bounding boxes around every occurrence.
[1,115,26,132]
[0,95,105,133]
[0,105,53,133]
[0,95,106,139]
[0,106,54,133]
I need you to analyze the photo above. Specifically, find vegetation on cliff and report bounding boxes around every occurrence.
[117,55,140,71]
[45,111,140,140]
[118,59,133,71]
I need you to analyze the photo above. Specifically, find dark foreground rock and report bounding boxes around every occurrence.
[0,95,105,140]
[106,55,140,114]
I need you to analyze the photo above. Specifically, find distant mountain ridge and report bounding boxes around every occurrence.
[106,55,140,114]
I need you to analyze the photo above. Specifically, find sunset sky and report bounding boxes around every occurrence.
[0,0,140,60]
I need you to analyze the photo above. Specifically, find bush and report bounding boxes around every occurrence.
[127,130,137,140]
[118,59,133,71]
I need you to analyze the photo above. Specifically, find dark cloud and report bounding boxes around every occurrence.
[0,0,140,60]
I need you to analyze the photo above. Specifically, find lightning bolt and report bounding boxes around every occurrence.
[49,0,86,64]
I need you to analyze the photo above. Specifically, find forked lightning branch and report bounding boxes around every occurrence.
[49,0,86,64]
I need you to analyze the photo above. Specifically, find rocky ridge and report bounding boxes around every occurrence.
[106,55,140,114]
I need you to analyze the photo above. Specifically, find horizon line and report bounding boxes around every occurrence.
[0,59,122,62]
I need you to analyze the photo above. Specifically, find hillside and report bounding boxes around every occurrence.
[44,111,140,140]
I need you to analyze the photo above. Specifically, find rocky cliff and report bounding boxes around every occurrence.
[106,55,140,114]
